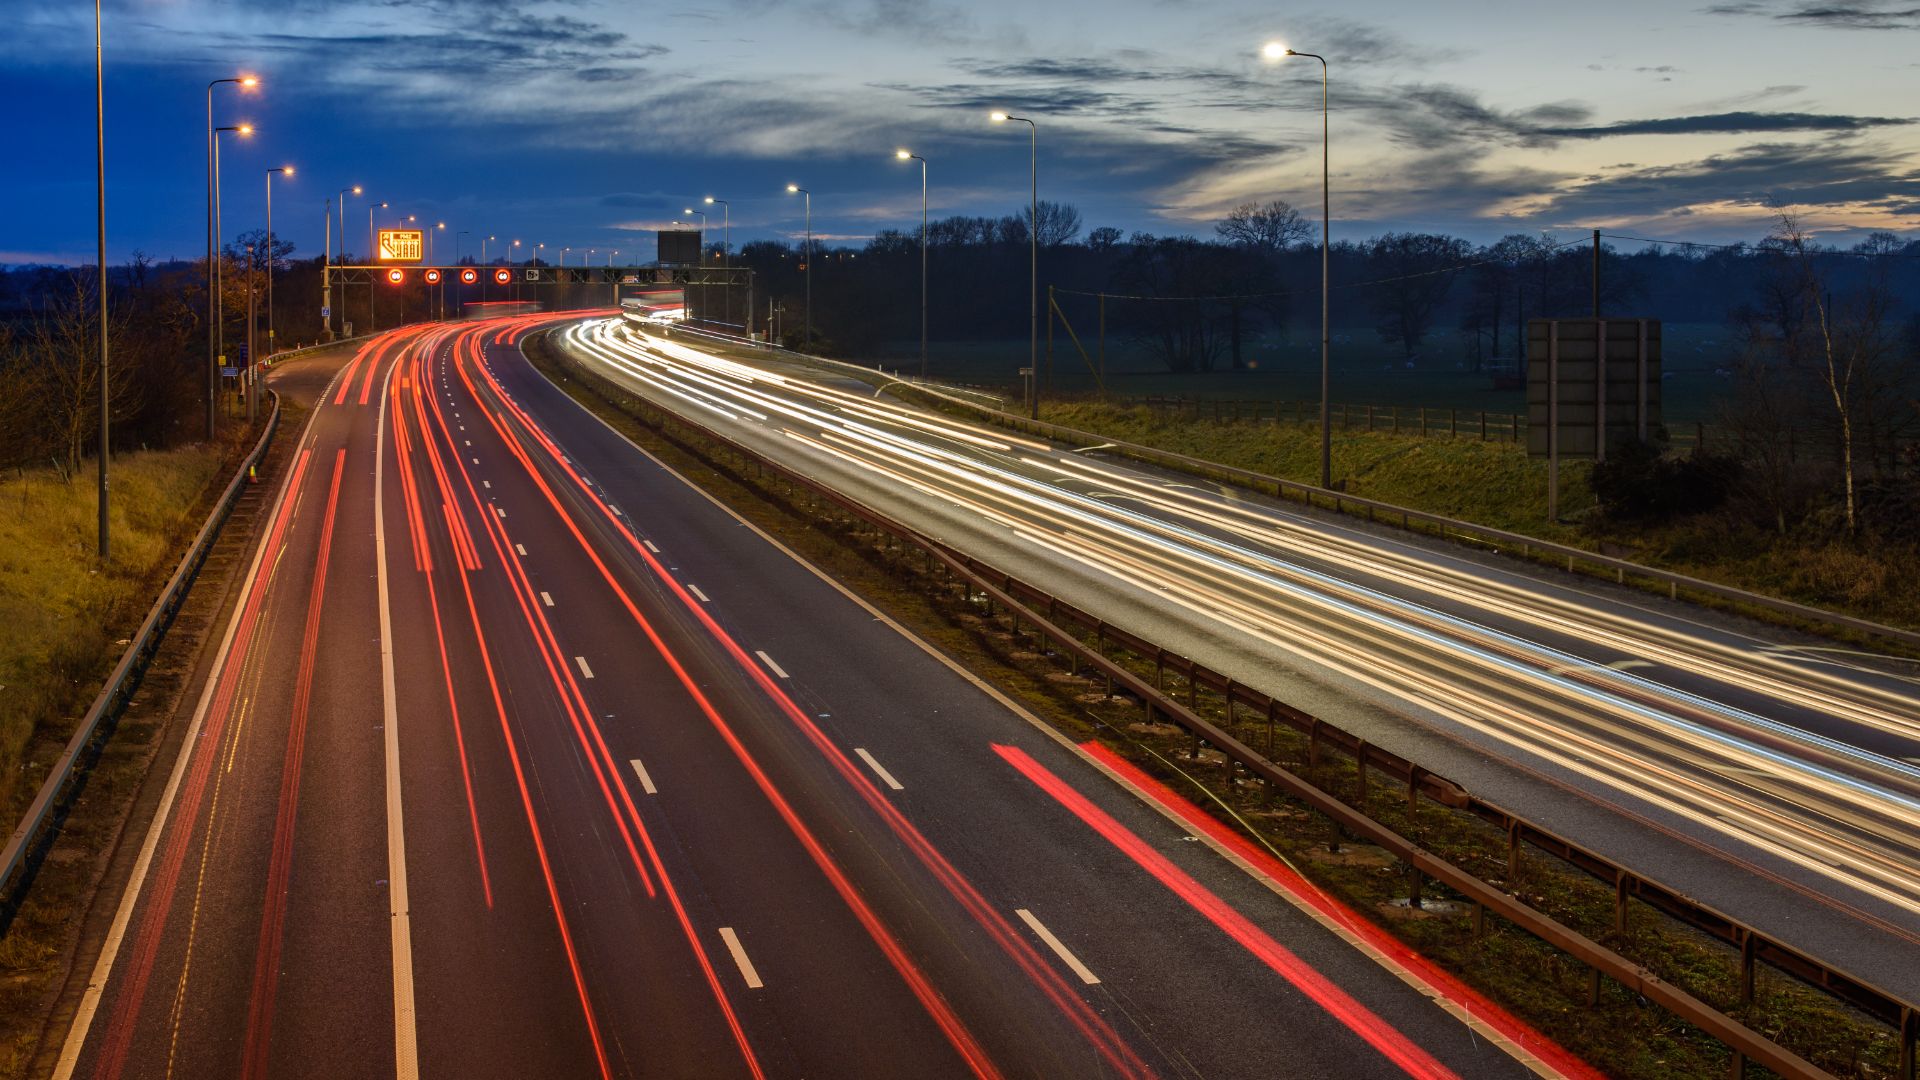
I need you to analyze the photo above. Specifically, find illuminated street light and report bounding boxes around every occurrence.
[1263,41,1332,489]
[895,149,928,379]
[212,123,252,389]
[205,74,257,438]
[265,165,291,366]
[704,195,732,326]
[991,110,1038,418]
[333,185,361,339]
[787,183,810,349]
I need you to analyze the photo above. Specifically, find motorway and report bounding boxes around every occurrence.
[553,317,1920,1001]
[48,316,1587,1079]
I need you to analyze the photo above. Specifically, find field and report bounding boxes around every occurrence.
[868,321,1738,426]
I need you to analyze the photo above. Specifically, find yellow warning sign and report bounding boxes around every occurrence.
[377,229,423,262]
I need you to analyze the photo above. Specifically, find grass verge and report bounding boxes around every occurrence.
[0,436,245,820]
[530,332,1904,1080]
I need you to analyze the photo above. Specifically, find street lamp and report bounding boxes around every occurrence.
[608,249,618,305]
[481,234,495,301]
[265,166,291,364]
[369,201,389,333]
[705,195,731,326]
[432,222,446,318]
[456,229,470,315]
[991,111,1038,418]
[1264,42,1332,489]
[212,123,252,398]
[787,183,810,349]
[561,245,571,267]
[94,0,107,557]
[896,149,928,379]
[205,74,257,439]
[335,184,361,338]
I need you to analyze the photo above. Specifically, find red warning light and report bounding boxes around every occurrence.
[460,268,479,284]
[423,268,443,285]
[493,268,511,285]
[386,268,405,285]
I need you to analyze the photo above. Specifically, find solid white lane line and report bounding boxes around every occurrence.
[643,539,659,553]
[754,650,789,679]
[515,543,527,556]
[854,748,905,791]
[717,928,764,988]
[540,591,555,607]
[628,758,658,794]
[687,584,711,602]
[374,387,423,1077]
[576,656,595,679]
[1015,909,1100,985]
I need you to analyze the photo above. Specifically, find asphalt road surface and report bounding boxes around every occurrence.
[50,316,1587,1079]
[552,316,1920,1002]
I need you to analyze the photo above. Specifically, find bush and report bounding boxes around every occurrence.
[1591,438,1737,522]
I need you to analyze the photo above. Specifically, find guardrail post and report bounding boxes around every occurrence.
[1507,821,1523,883]
[1407,765,1422,811]
[1408,865,1423,910]
[1738,929,1756,1007]
[1614,869,1630,935]
[1898,1005,1915,1080]
[1265,700,1276,758]
[1354,739,1369,807]
[1307,719,1321,771]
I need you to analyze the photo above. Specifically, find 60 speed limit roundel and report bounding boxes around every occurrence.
[423,268,443,285]
[493,268,511,285]
[460,268,479,285]
[385,268,405,285]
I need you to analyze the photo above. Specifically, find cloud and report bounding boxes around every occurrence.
[1531,136,1920,221]
[1537,111,1913,138]
[1704,1,1920,28]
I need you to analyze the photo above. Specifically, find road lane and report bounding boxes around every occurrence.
[552,317,1920,998]
[56,312,1588,1079]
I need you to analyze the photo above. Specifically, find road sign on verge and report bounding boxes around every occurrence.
[220,366,239,378]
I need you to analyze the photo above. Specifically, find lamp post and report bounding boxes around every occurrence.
[608,249,618,305]
[433,222,445,318]
[213,123,252,409]
[205,74,256,439]
[335,185,360,338]
[1265,42,1331,489]
[895,150,928,379]
[991,111,1038,418]
[368,201,388,333]
[481,235,495,301]
[456,229,470,316]
[95,0,108,558]
[265,166,290,366]
[786,184,810,349]
[684,208,708,323]
[704,195,730,326]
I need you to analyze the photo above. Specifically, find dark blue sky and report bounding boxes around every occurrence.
[8,0,1919,266]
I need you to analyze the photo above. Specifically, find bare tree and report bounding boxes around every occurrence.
[1214,200,1312,253]
[1028,200,1083,246]
[1770,213,1898,535]
[1364,232,1471,359]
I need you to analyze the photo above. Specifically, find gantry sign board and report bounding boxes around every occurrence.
[377,229,424,262]
[1526,318,1661,460]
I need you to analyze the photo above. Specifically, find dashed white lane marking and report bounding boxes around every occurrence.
[854,748,904,791]
[643,540,659,553]
[540,591,554,607]
[611,506,624,517]
[483,480,491,489]
[717,928,763,989]
[576,656,594,679]
[687,584,711,603]
[628,758,658,794]
[515,543,527,556]
[471,457,479,465]
[464,440,470,446]
[1015,909,1100,985]
[754,651,789,679]
[495,507,506,519]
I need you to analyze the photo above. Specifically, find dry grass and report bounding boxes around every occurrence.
[0,445,229,823]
